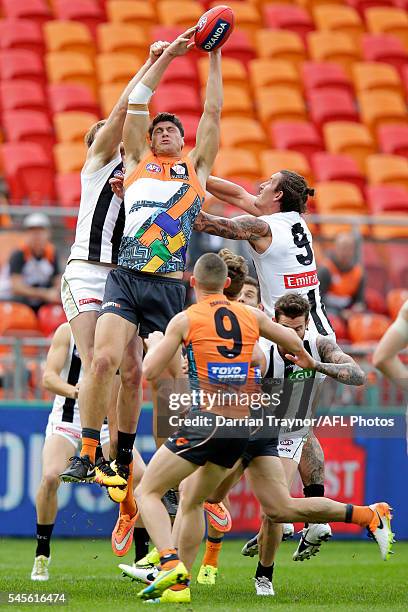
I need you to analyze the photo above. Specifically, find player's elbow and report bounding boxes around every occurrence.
[142,362,156,382]
[372,349,385,371]
[355,367,367,386]
[204,102,222,117]
[42,371,54,391]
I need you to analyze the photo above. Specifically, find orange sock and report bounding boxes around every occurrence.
[159,548,179,570]
[119,461,136,517]
[80,438,98,463]
[169,582,189,592]
[351,505,375,527]
[203,539,222,567]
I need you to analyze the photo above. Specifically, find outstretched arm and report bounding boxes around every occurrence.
[194,211,270,249]
[206,175,259,215]
[143,313,189,381]
[373,301,408,389]
[189,50,222,188]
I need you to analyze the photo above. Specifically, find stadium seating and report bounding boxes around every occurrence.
[2,110,54,157]
[97,23,148,57]
[302,61,352,96]
[220,117,268,155]
[1,142,55,203]
[0,301,40,335]
[99,83,123,116]
[157,1,202,28]
[347,313,391,344]
[210,1,262,39]
[366,154,408,189]
[0,50,44,85]
[54,111,99,144]
[263,5,314,43]
[328,314,349,342]
[48,84,99,115]
[46,51,96,94]
[352,62,402,95]
[37,304,66,336]
[249,59,299,91]
[44,21,95,60]
[96,53,142,88]
[0,81,46,113]
[198,57,244,89]
[260,150,312,183]
[151,84,201,117]
[0,19,44,57]
[2,0,50,27]
[362,34,408,74]
[314,180,368,237]
[313,5,364,45]
[323,121,376,171]
[213,149,260,181]
[378,125,408,156]
[221,30,256,65]
[54,142,86,174]
[311,152,365,192]
[307,31,360,75]
[359,91,408,134]
[256,29,306,64]
[54,0,105,38]
[387,288,408,319]
[307,89,358,128]
[256,87,306,128]
[56,172,81,229]
[106,1,156,28]
[365,7,408,49]
[218,84,254,117]
[270,122,323,157]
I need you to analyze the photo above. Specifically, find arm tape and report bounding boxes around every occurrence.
[127,110,149,115]
[128,82,153,105]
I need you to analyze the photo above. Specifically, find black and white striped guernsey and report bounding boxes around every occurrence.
[68,156,125,265]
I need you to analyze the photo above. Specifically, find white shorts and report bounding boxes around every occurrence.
[45,407,110,450]
[277,431,308,464]
[61,260,113,322]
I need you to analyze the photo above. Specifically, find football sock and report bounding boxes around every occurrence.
[202,536,223,567]
[80,428,100,463]
[119,460,136,518]
[255,561,274,581]
[159,548,179,570]
[35,523,54,558]
[94,444,104,463]
[116,431,136,467]
[134,527,149,563]
[347,504,375,526]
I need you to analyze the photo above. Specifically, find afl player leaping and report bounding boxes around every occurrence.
[62,29,223,489]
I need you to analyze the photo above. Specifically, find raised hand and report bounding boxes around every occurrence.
[149,40,170,63]
[166,26,198,57]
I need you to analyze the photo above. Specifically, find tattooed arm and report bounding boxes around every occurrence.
[193,211,271,251]
[315,336,366,386]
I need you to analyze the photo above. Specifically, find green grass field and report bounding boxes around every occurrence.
[1,538,407,611]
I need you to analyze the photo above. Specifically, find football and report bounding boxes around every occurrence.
[194,5,235,52]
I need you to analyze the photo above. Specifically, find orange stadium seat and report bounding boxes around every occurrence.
[302,61,352,96]
[312,152,365,192]
[348,313,391,344]
[352,62,402,95]
[157,1,202,28]
[359,91,408,134]
[308,89,358,129]
[313,5,363,45]
[37,304,67,336]
[0,81,46,113]
[314,181,368,237]
[2,110,54,156]
[0,19,44,57]
[198,57,246,88]
[362,34,408,74]
[366,154,408,189]
[222,30,256,65]
[0,50,44,86]
[256,29,305,64]
[99,83,123,116]
[249,59,300,91]
[54,111,99,143]
[220,117,268,155]
[2,0,50,26]
[365,7,408,50]
[54,0,105,39]
[323,121,376,171]
[263,5,314,43]
[0,302,40,335]
[218,84,254,117]
[213,148,260,181]
[270,121,323,157]
[151,84,201,117]
[347,0,395,18]
[54,142,87,174]
[260,150,312,182]
[378,124,408,156]
[162,57,199,88]
[256,87,306,128]
[96,53,142,87]
[48,83,99,115]
[106,1,156,28]
[46,52,96,94]
[1,142,56,203]
[209,1,261,39]
[387,288,408,319]
[401,64,408,98]
[97,23,148,57]
[307,31,360,76]
[44,21,95,60]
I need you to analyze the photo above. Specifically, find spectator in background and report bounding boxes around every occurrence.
[8,213,61,312]
[318,232,365,321]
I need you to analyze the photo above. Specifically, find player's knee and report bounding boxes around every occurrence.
[41,471,61,491]
[91,351,118,379]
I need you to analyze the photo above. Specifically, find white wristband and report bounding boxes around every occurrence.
[127,110,149,115]
[128,82,153,105]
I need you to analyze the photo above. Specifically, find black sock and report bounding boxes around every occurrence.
[95,444,104,463]
[255,561,274,581]
[116,431,136,466]
[81,427,100,442]
[134,527,149,563]
[36,524,54,557]
[208,536,223,544]
[303,484,325,498]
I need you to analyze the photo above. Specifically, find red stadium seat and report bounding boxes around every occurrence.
[2,110,54,157]
[378,124,408,156]
[365,7,408,50]
[2,0,50,27]
[387,288,408,319]
[365,288,388,315]
[54,0,105,39]
[0,301,40,335]
[37,304,66,336]
[263,5,314,43]
[312,153,365,192]
[302,62,352,96]
[56,172,81,206]
[178,115,200,148]
[0,19,44,57]
[151,84,201,117]
[347,1,394,19]
[222,30,257,65]
[367,185,408,213]
[150,26,184,44]
[48,84,99,115]
[0,50,44,86]
[328,314,349,342]
[365,264,389,295]
[362,34,408,75]
[308,89,358,129]
[162,57,199,88]
[270,121,323,157]
[1,142,56,203]
[348,313,391,343]
[0,81,46,113]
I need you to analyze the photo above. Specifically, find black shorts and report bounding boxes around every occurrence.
[165,411,250,469]
[100,267,186,337]
[241,436,279,469]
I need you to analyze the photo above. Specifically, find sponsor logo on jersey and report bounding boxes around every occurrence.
[101,301,121,309]
[197,15,207,32]
[202,19,231,51]
[170,162,189,180]
[208,362,249,385]
[288,368,315,381]
[146,162,162,173]
[79,298,102,306]
[284,269,318,289]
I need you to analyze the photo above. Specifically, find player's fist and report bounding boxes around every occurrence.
[109,171,124,199]
[145,331,164,351]
[149,40,170,62]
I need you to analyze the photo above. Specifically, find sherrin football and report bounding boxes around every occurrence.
[194,5,235,52]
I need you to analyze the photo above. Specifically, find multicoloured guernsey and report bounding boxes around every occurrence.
[120,152,205,274]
